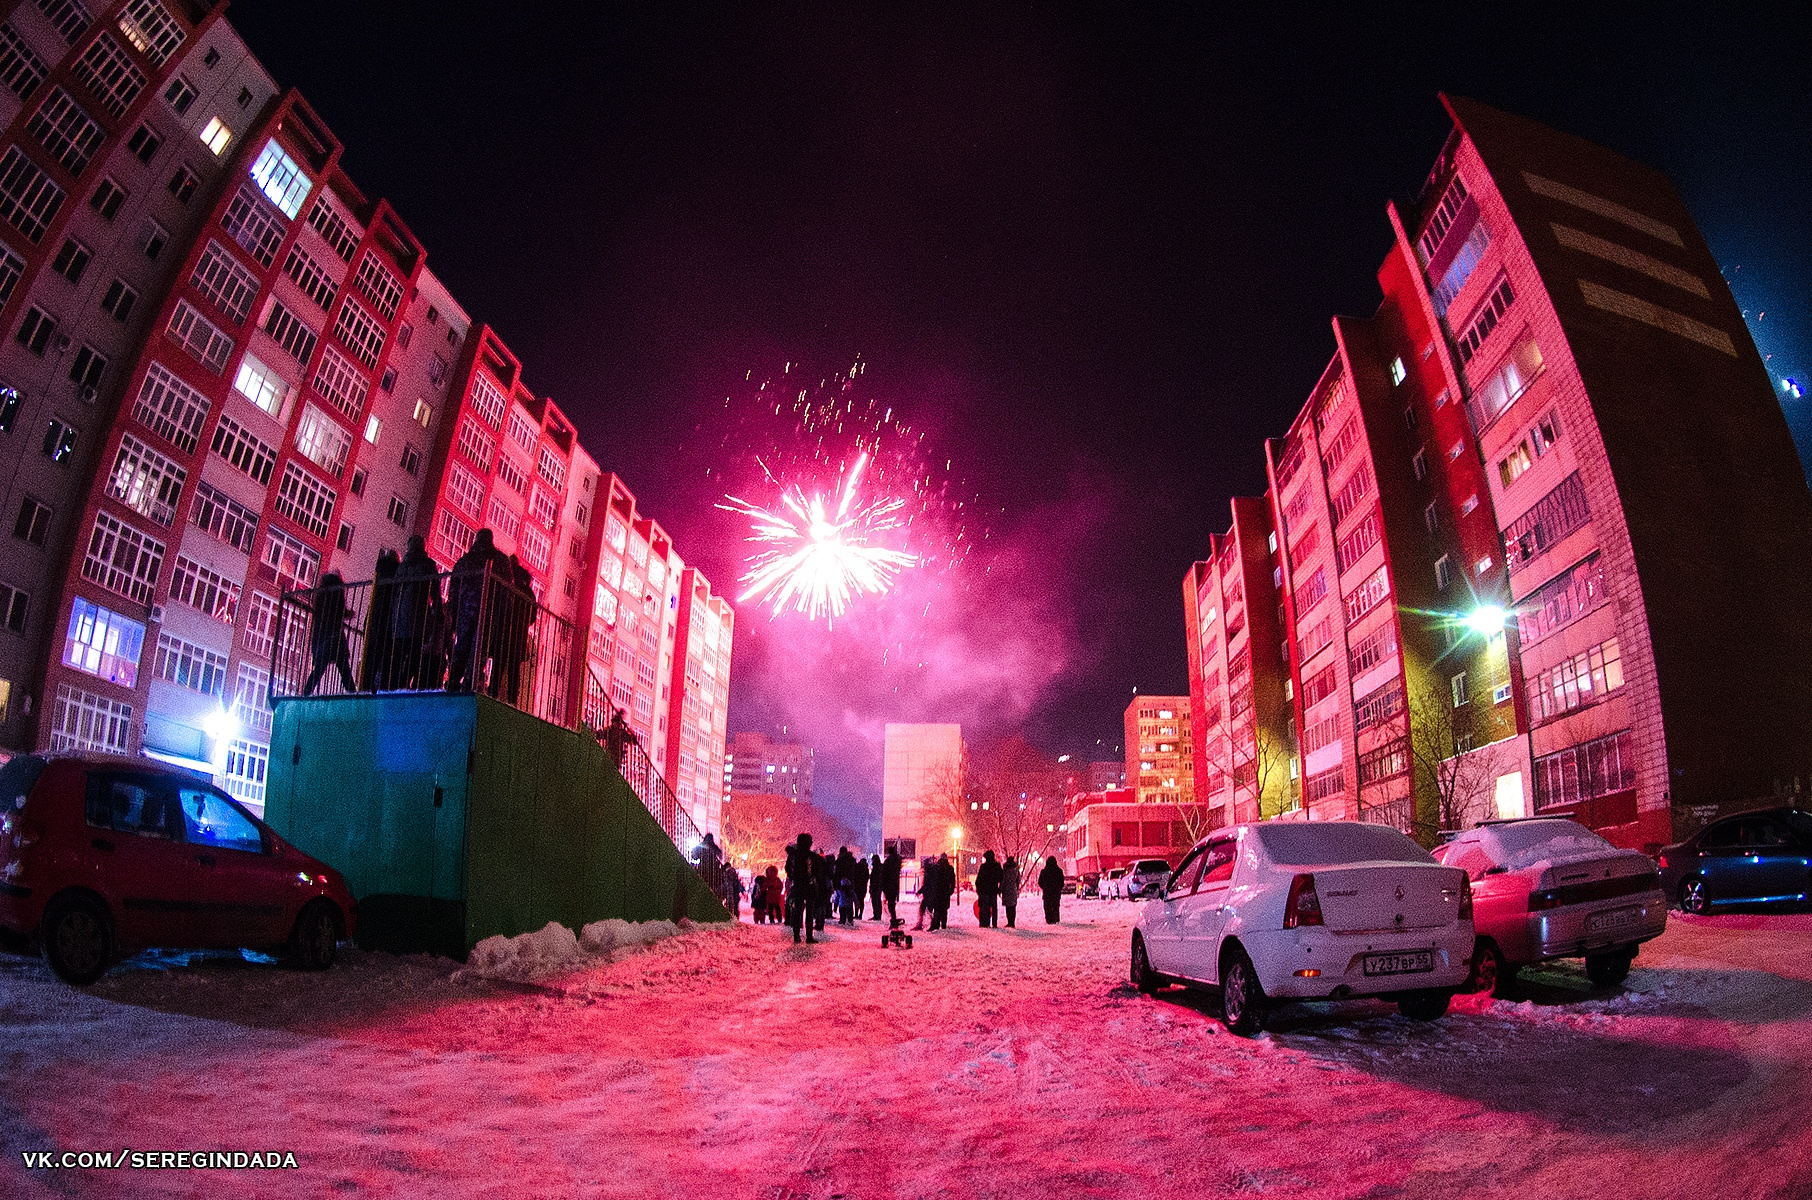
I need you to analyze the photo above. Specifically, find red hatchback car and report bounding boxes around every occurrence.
[0,753,355,985]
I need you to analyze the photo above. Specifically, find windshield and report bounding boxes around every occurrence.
[1256,823,1433,866]
[1134,859,1170,873]
[1480,819,1611,865]
[0,755,48,812]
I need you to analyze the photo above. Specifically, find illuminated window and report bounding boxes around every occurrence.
[248,138,310,217]
[199,116,232,156]
[412,397,432,428]
[1389,357,1406,386]
[233,352,290,419]
[364,414,381,444]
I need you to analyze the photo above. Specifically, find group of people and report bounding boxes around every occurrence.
[748,835,1067,942]
[301,528,542,706]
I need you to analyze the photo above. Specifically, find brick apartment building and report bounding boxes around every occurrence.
[1123,694,1192,806]
[0,1,733,834]
[1183,95,1812,849]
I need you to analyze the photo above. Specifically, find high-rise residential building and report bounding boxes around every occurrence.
[726,730,813,805]
[1181,95,1812,848]
[881,722,963,859]
[0,3,735,834]
[1123,696,1191,806]
[1082,759,1124,792]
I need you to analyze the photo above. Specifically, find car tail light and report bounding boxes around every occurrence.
[1284,873,1323,928]
[1656,853,1669,870]
[1457,875,1474,920]
[1529,889,1563,912]
[1,813,43,852]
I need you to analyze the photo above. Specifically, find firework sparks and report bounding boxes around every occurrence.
[720,451,920,625]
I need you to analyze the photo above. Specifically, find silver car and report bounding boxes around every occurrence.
[1123,858,1172,900]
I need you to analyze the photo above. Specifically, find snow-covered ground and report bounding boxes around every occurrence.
[4,900,1812,1198]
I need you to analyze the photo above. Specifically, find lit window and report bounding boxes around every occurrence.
[1459,493,1479,516]
[412,397,432,428]
[248,138,311,218]
[198,116,231,156]
[1476,555,1493,574]
[1389,357,1407,386]
[364,414,381,444]
[233,352,290,419]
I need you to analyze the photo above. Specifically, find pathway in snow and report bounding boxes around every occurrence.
[3,902,1811,1198]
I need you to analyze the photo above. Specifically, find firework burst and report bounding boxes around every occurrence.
[720,451,919,625]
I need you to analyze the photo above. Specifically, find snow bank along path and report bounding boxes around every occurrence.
[3,904,1812,1198]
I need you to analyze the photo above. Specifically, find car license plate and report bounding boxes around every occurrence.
[1362,950,1434,976]
[1587,905,1641,934]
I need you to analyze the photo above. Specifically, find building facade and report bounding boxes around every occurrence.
[1123,695,1191,807]
[726,730,813,805]
[881,721,963,859]
[1181,95,1812,849]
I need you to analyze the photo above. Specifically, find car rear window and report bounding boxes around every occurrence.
[1134,859,1170,873]
[1481,819,1611,866]
[1256,823,1433,866]
[1781,810,1812,843]
[0,754,48,812]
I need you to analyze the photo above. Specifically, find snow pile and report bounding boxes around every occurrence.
[458,918,690,983]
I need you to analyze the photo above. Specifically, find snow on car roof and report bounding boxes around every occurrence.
[1253,822,1433,866]
[1480,819,1609,861]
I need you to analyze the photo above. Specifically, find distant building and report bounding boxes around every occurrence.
[1083,760,1124,792]
[726,730,813,806]
[1123,696,1191,806]
[1065,790,1202,879]
[881,722,963,859]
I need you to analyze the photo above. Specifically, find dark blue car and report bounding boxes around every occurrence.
[1659,808,1812,912]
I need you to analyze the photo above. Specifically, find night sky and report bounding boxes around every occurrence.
[230,2,1811,831]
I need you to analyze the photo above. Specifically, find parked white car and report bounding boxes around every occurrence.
[1131,821,1474,1034]
[1101,868,1127,900]
[1432,818,1666,995]
[1123,858,1172,901]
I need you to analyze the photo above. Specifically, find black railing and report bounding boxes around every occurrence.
[582,662,704,851]
[270,565,573,727]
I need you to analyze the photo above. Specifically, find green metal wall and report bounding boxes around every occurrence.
[264,692,726,957]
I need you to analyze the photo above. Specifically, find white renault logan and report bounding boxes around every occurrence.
[1131,821,1474,1034]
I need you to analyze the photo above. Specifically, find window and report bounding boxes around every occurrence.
[363,413,381,444]
[190,480,257,553]
[49,683,132,754]
[1475,554,1493,575]
[232,663,271,736]
[1532,411,1561,456]
[167,163,198,204]
[100,277,137,322]
[28,87,106,174]
[1451,671,1469,707]
[1304,766,1345,805]
[486,495,519,540]
[412,397,432,428]
[354,251,403,320]
[248,138,311,218]
[1447,441,1463,462]
[379,367,396,393]
[1467,336,1545,430]
[62,597,143,687]
[232,351,289,419]
[494,452,526,495]
[273,460,335,538]
[89,175,125,220]
[220,742,269,809]
[305,195,358,262]
[1358,739,1410,786]
[469,374,507,429]
[1349,622,1398,677]
[519,524,550,572]
[263,300,318,366]
[189,240,260,326]
[1431,219,1491,315]
[529,484,560,529]
[68,345,105,391]
[1531,637,1625,725]
[1302,662,1339,708]
[1321,417,1362,474]
[222,184,283,266]
[293,403,352,476]
[51,236,90,284]
[508,408,538,451]
[165,300,232,373]
[106,432,184,525]
[386,496,407,527]
[1335,507,1382,574]
[163,72,196,113]
[1344,564,1390,624]
[1434,554,1453,590]
[0,245,23,306]
[1516,553,1608,647]
[203,46,219,68]
[310,344,367,421]
[154,631,228,696]
[1389,356,1407,386]
[1505,472,1590,570]
[240,591,282,659]
[1423,501,1439,536]
[2,24,50,101]
[1354,680,1404,733]
[126,123,161,163]
[1411,448,1427,481]
[428,353,447,385]
[168,554,239,623]
[198,115,232,156]
[0,581,27,633]
[399,444,420,476]
[1417,175,1469,264]
[1499,440,1535,487]
[0,386,19,432]
[133,363,209,452]
[82,509,164,604]
[445,461,485,518]
[139,218,166,259]
[0,145,66,243]
[348,467,366,497]
[17,307,62,359]
[1455,277,1515,364]
[236,85,251,108]
[455,417,494,468]
[13,496,49,548]
[209,412,276,485]
[1535,729,1635,812]
[261,526,319,591]
[1459,492,1479,517]
[397,320,413,349]
[70,34,146,118]
[1293,567,1328,615]
[537,445,568,491]
[118,0,185,65]
[1330,462,1373,523]
[432,507,474,562]
[332,296,385,368]
[335,521,353,552]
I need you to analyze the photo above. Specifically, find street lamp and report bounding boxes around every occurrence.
[1462,604,1509,636]
[950,825,965,895]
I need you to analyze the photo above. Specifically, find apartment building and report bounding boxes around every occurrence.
[1180,95,1812,847]
[881,722,963,859]
[726,730,813,805]
[1122,695,1192,807]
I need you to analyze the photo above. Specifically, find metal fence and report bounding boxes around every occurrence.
[269,566,705,854]
[270,565,573,727]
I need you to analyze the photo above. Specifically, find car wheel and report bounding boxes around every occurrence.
[1585,949,1634,988]
[1397,989,1453,1021]
[1467,938,1510,998]
[1131,934,1164,995]
[287,901,340,971]
[42,894,112,987]
[1679,877,1708,914]
[1219,947,1267,1036]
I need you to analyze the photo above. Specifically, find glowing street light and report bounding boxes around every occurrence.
[1463,604,1510,636]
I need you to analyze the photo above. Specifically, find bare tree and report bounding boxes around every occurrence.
[913,751,973,859]
[1408,691,1498,843]
[1248,725,1292,820]
[720,791,795,874]
[970,737,1065,866]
